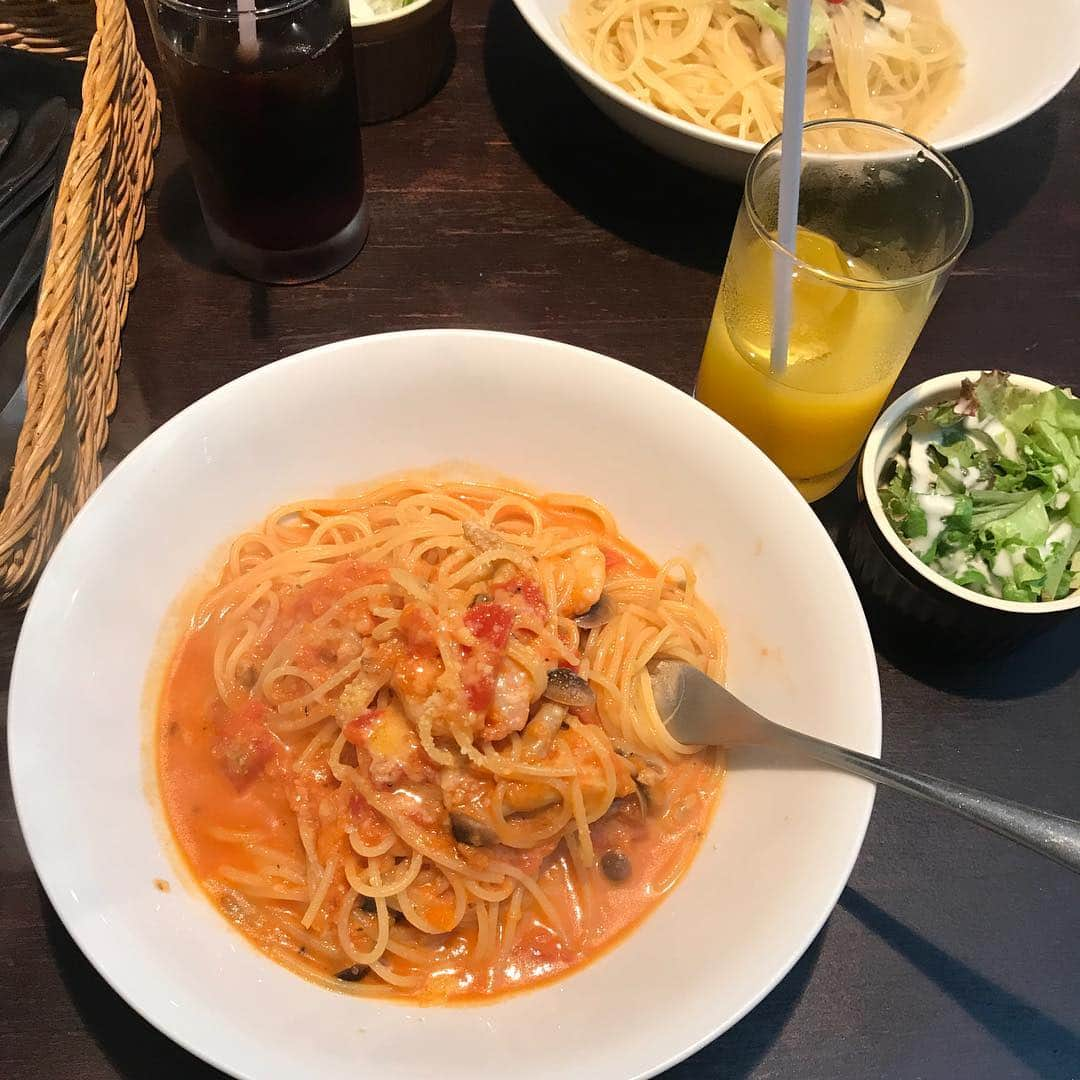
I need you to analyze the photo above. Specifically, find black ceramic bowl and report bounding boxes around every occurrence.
[853,370,1080,655]
[351,0,453,124]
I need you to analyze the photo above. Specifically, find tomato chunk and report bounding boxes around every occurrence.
[464,671,495,711]
[344,708,383,745]
[520,923,564,965]
[498,576,546,617]
[602,547,627,572]
[349,791,393,845]
[286,559,388,619]
[214,701,276,791]
[463,602,514,649]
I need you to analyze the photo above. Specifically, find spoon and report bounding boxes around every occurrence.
[0,98,66,211]
[0,149,57,238]
[0,173,59,344]
[652,660,1080,874]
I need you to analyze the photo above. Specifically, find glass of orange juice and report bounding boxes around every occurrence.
[696,120,973,501]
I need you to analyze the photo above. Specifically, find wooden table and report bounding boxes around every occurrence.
[2,3,1078,1077]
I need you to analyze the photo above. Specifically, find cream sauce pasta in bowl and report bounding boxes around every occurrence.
[511,0,1080,177]
[563,0,961,143]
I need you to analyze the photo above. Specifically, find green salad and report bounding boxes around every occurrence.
[879,371,1080,603]
[350,0,418,20]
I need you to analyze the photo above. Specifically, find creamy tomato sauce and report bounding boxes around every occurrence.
[161,673,719,997]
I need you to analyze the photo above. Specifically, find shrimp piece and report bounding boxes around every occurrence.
[551,544,605,616]
[483,660,532,741]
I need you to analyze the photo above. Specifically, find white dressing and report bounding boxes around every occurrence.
[1040,521,1073,558]
[906,427,936,494]
[991,550,1014,579]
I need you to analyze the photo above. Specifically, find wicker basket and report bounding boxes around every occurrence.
[0,0,159,605]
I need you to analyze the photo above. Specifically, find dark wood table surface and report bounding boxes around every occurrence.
[2,3,1078,1077]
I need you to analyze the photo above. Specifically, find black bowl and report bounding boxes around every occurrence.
[853,370,1080,657]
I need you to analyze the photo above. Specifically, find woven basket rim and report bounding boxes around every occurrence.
[0,0,160,605]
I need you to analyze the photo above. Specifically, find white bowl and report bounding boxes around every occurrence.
[511,0,1080,179]
[9,330,880,1080]
[858,370,1080,625]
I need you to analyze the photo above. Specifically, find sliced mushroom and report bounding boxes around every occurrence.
[866,0,886,19]
[610,780,650,821]
[450,811,498,847]
[358,895,403,921]
[574,592,614,630]
[544,668,596,709]
[462,521,501,551]
[616,746,666,791]
[519,702,567,762]
[335,964,370,982]
[599,850,632,883]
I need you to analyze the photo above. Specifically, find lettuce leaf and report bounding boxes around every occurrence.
[1041,528,1080,601]
[1036,387,1080,433]
[982,494,1050,547]
[731,0,830,52]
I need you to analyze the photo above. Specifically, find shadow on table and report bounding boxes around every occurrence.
[841,888,1080,1080]
[483,0,739,274]
[42,894,228,1080]
[949,102,1061,253]
[661,932,823,1077]
[155,164,223,275]
[867,601,1080,700]
[152,163,275,345]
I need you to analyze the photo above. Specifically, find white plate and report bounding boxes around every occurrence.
[511,0,1080,178]
[9,330,880,1080]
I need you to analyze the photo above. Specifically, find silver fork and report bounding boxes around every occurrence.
[652,660,1080,874]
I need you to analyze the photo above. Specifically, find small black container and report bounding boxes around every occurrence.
[351,0,453,123]
[854,370,1080,656]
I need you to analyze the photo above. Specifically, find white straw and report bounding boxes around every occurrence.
[769,0,812,376]
[237,0,258,62]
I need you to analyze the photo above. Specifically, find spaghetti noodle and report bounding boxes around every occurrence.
[563,0,962,143]
[157,476,725,1000]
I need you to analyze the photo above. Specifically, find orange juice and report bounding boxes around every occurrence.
[697,224,932,500]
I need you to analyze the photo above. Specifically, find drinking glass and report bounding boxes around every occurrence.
[696,119,973,501]
[145,0,369,284]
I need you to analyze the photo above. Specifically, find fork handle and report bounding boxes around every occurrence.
[779,725,1080,874]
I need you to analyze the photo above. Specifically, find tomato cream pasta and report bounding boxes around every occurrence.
[157,476,725,1000]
